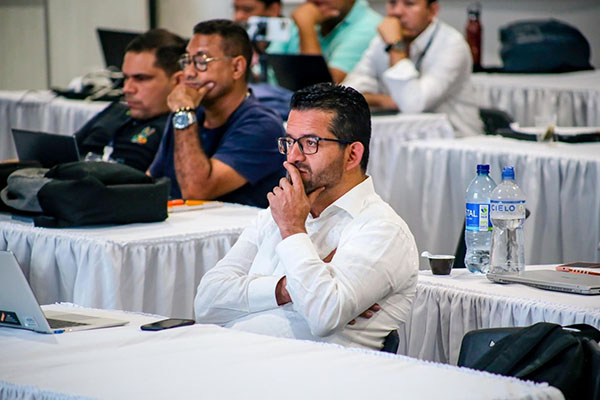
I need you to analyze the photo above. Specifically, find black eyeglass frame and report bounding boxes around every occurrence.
[277,135,352,155]
[178,53,231,72]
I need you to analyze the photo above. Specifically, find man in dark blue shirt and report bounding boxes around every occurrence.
[148,20,285,208]
[76,29,186,171]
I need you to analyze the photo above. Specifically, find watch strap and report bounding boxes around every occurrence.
[385,41,406,53]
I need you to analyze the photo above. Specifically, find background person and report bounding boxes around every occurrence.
[267,0,382,83]
[343,0,483,137]
[75,29,186,171]
[148,19,285,208]
[194,83,419,350]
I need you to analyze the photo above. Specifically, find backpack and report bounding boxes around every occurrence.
[1,161,170,228]
[464,322,600,400]
[500,19,593,73]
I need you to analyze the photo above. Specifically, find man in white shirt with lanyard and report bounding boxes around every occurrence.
[343,0,483,137]
[194,83,418,351]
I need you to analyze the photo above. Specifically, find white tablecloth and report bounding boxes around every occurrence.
[0,90,108,161]
[0,204,259,318]
[387,136,600,268]
[368,113,454,204]
[0,304,563,400]
[405,266,600,365]
[472,70,600,127]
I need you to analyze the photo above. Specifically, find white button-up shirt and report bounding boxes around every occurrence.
[344,19,483,138]
[194,177,419,350]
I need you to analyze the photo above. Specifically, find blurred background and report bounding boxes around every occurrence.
[1,0,598,90]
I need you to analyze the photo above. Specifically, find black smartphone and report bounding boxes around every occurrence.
[140,318,195,331]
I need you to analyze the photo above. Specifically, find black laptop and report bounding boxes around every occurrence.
[96,28,142,69]
[267,53,333,92]
[12,129,80,168]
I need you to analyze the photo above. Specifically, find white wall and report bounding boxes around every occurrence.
[0,0,47,90]
[1,0,598,91]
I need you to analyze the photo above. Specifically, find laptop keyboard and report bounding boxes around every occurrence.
[47,318,89,329]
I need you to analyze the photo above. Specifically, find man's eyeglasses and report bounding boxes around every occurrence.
[277,135,352,155]
[178,53,230,72]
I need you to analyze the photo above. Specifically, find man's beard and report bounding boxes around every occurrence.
[294,153,344,195]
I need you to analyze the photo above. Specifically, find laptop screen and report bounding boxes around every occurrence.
[96,28,141,69]
[12,129,80,168]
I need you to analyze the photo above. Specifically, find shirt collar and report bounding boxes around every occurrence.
[317,176,375,219]
[410,18,438,55]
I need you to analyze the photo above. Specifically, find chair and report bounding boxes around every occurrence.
[381,330,400,354]
[454,208,531,269]
[479,108,514,135]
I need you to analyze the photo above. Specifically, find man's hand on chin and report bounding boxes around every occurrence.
[267,162,324,239]
[167,81,215,112]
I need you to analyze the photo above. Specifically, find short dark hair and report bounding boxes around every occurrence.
[258,0,281,5]
[290,83,371,172]
[125,28,187,76]
[193,19,253,81]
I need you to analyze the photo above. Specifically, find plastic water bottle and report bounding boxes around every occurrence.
[489,166,526,274]
[465,164,496,273]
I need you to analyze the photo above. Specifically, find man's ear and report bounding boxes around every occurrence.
[231,55,247,81]
[345,141,364,171]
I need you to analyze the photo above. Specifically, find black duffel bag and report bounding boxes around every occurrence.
[500,19,593,73]
[1,161,169,228]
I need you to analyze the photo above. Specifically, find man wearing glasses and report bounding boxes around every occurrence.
[148,19,285,208]
[195,83,418,351]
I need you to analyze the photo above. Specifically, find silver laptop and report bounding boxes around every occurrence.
[487,269,600,295]
[0,250,127,333]
[12,129,80,168]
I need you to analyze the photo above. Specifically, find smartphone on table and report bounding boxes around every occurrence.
[140,318,195,331]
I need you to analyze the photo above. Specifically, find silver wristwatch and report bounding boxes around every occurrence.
[384,40,406,54]
[172,108,196,130]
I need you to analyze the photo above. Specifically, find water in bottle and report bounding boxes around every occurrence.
[465,164,496,273]
[489,166,526,274]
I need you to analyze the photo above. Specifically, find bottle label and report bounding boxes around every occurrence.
[466,203,492,232]
[490,200,526,219]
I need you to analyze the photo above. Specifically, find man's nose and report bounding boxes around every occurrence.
[122,79,135,94]
[233,10,247,23]
[286,141,306,162]
[388,3,405,17]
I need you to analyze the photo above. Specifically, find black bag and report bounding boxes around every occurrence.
[35,161,170,228]
[500,19,593,73]
[1,161,170,227]
[463,322,600,400]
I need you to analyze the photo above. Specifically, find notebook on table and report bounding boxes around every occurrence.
[486,269,600,295]
[0,250,127,333]
[266,53,333,92]
[12,129,80,168]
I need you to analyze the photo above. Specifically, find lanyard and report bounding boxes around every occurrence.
[415,21,440,71]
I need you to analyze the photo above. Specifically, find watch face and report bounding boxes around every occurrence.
[173,111,194,130]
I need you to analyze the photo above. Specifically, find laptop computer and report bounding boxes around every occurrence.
[267,53,333,92]
[0,250,127,333]
[487,269,600,295]
[12,129,80,168]
[96,28,141,69]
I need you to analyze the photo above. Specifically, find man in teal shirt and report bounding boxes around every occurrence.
[268,0,381,83]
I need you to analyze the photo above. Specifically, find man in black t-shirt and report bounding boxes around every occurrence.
[75,29,186,171]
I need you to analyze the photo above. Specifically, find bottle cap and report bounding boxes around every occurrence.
[502,166,515,180]
[476,164,490,174]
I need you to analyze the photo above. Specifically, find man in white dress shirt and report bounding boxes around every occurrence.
[194,83,419,350]
[343,0,483,137]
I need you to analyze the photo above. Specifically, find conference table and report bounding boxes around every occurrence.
[0,204,259,319]
[386,135,600,268]
[0,90,108,161]
[472,70,600,127]
[0,304,564,400]
[405,266,600,366]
